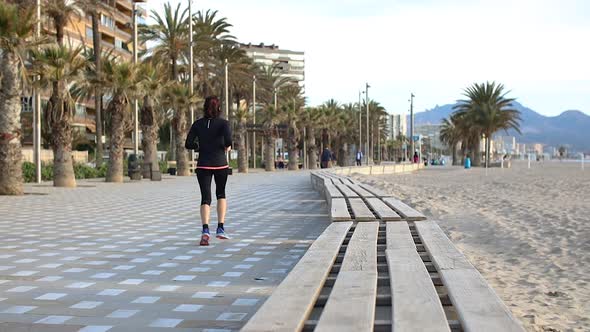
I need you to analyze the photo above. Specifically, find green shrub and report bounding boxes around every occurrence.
[159,160,167,173]
[97,163,108,178]
[41,163,53,181]
[74,163,98,179]
[22,162,36,183]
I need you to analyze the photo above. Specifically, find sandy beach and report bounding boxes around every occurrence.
[355,161,589,332]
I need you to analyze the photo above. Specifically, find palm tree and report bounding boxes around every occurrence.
[453,82,521,168]
[44,0,82,46]
[138,62,167,177]
[0,2,37,195]
[234,101,250,173]
[77,0,116,168]
[279,89,304,170]
[440,116,461,165]
[140,2,188,163]
[301,107,321,169]
[31,45,86,187]
[100,60,140,182]
[260,105,280,171]
[163,82,195,176]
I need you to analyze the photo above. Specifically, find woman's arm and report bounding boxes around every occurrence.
[185,123,199,149]
[223,120,233,149]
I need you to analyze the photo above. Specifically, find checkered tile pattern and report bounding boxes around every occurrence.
[0,172,330,331]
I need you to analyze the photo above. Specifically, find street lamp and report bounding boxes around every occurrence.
[365,83,370,165]
[252,75,256,168]
[358,91,364,160]
[33,0,41,183]
[132,1,139,155]
[409,93,415,159]
[188,0,194,169]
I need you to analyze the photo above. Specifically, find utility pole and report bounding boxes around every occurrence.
[33,0,41,183]
[133,2,139,155]
[252,75,256,168]
[224,59,229,161]
[188,0,194,169]
[410,93,415,160]
[365,83,370,165]
[358,91,362,158]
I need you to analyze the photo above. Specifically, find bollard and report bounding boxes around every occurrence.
[582,153,585,171]
[464,157,471,169]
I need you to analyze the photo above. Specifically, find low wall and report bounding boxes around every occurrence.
[22,149,88,164]
[330,163,424,176]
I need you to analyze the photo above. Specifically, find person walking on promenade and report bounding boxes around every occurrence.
[355,150,363,166]
[185,96,232,246]
[321,147,333,169]
[413,151,419,164]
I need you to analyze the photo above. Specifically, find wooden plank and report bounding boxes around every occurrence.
[323,183,343,200]
[242,222,353,332]
[416,221,525,332]
[360,183,393,197]
[348,198,376,221]
[366,198,401,221]
[315,222,379,332]
[386,222,450,332]
[335,183,358,198]
[331,198,352,221]
[382,197,426,221]
[347,184,375,198]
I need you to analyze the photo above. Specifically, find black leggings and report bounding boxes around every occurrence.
[196,168,228,206]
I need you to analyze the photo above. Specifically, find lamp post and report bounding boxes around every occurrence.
[410,93,415,159]
[33,0,41,183]
[132,1,139,155]
[358,91,363,159]
[224,59,229,162]
[188,0,194,169]
[365,83,370,165]
[252,75,256,168]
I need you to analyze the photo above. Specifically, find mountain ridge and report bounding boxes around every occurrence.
[411,102,590,151]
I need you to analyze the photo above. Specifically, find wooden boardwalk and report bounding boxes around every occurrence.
[242,169,524,332]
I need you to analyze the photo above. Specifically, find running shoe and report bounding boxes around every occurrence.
[216,227,230,240]
[200,230,211,246]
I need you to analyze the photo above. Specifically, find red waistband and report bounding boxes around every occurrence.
[197,165,229,170]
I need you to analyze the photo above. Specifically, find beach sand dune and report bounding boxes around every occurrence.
[355,161,589,332]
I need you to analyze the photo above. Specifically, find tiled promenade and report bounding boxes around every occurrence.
[0,172,330,331]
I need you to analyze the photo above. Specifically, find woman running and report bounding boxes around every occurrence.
[185,96,232,246]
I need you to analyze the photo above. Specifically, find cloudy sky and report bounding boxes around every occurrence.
[144,0,590,116]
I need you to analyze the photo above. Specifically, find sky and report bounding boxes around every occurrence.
[144,0,590,116]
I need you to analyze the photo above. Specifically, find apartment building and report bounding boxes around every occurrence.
[239,43,305,86]
[386,114,407,141]
[21,0,147,148]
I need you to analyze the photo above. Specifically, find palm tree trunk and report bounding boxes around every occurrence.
[485,133,491,168]
[0,51,24,195]
[472,138,481,167]
[451,143,458,166]
[174,109,189,176]
[264,133,275,172]
[287,124,299,171]
[106,97,126,183]
[140,97,158,178]
[237,119,248,173]
[48,83,76,188]
[91,12,104,168]
[307,127,318,169]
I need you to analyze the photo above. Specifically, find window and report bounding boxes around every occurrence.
[86,26,93,39]
[100,14,114,28]
[21,96,33,113]
[115,38,123,49]
[75,104,86,117]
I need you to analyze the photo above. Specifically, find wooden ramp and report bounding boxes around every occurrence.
[416,221,525,332]
[241,222,352,332]
[348,198,376,221]
[383,197,427,221]
[386,222,450,332]
[315,222,379,332]
[365,197,402,221]
[330,198,351,222]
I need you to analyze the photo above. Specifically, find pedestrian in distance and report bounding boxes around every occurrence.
[321,147,332,169]
[355,150,363,166]
[185,96,232,246]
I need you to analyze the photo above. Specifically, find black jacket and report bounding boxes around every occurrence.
[185,117,233,167]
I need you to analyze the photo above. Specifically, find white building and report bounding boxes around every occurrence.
[239,43,305,86]
[387,114,407,140]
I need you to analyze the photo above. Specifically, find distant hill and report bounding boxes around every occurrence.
[412,102,590,151]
